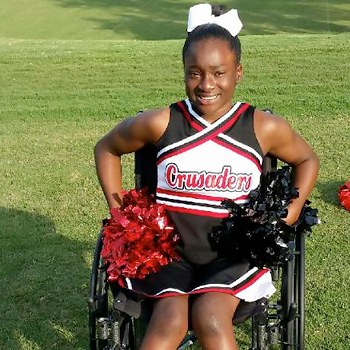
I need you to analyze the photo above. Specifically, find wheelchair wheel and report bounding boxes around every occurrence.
[90,311,136,350]
[280,232,305,350]
[89,234,109,350]
[88,234,132,350]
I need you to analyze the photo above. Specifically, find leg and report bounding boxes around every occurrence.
[140,295,189,350]
[191,292,240,350]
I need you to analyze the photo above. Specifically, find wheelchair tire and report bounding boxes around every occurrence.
[280,232,305,350]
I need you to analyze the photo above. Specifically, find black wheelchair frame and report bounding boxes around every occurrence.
[88,145,306,350]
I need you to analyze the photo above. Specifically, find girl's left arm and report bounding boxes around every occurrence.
[255,110,319,226]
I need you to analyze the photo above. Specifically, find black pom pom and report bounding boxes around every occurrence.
[209,166,319,267]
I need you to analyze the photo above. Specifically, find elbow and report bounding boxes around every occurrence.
[94,138,104,162]
[293,151,319,179]
[94,137,115,164]
[309,151,320,174]
[94,137,122,164]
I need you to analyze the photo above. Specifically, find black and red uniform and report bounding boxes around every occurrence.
[119,99,276,303]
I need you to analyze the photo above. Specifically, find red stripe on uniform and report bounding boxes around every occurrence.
[130,270,270,298]
[164,204,229,218]
[157,187,227,202]
[233,269,270,294]
[177,101,203,131]
[233,194,250,202]
[157,103,249,166]
[208,103,249,141]
[152,292,187,298]
[143,289,255,298]
[213,138,262,171]
[157,188,249,204]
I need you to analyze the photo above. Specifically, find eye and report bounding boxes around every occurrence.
[215,71,225,77]
[187,70,200,78]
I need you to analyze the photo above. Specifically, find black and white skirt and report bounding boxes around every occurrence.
[117,258,275,302]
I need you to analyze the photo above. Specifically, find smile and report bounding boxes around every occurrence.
[197,95,219,102]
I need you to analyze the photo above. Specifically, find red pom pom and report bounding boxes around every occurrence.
[338,181,350,211]
[101,188,180,281]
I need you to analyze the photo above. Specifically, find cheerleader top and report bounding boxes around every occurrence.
[155,99,264,264]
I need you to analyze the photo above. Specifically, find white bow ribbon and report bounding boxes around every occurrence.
[187,3,242,37]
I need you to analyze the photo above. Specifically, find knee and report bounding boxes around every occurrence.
[148,297,188,338]
[191,307,224,337]
[191,294,238,337]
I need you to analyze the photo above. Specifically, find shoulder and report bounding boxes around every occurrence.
[253,109,295,155]
[254,109,290,133]
[129,107,171,144]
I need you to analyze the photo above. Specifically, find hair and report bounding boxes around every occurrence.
[183,5,241,64]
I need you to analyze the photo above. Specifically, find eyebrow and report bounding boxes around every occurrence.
[186,64,228,69]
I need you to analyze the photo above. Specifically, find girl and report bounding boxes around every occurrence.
[94,4,319,350]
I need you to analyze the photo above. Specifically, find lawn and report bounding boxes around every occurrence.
[1,0,350,349]
[0,0,349,40]
[1,33,349,349]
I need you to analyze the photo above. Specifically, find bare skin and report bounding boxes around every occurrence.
[191,293,241,350]
[94,37,319,350]
[140,295,189,350]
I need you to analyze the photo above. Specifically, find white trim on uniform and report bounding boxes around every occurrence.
[191,267,259,291]
[125,278,133,290]
[157,101,242,158]
[156,198,230,214]
[156,191,223,206]
[125,268,276,302]
[235,271,276,302]
[185,98,263,163]
[218,134,263,163]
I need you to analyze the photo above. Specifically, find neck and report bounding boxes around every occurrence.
[190,100,234,124]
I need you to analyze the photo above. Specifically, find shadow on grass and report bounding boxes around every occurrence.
[316,180,344,208]
[0,208,91,350]
[52,0,350,40]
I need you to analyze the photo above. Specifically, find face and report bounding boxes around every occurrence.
[184,38,242,122]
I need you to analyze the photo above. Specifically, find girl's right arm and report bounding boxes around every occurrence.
[94,108,170,209]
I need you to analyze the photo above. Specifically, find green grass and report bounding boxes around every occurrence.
[0,0,350,40]
[1,34,350,349]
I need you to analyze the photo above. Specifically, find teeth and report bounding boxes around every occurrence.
[199,95,217,100]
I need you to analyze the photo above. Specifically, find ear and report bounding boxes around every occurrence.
[236,64,243,83]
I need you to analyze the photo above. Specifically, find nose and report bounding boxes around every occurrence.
[199,73,215,92]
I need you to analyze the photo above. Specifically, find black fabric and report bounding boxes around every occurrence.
[156,101,263,160]
[122,258,256,297]
[135,145,157,193]
[155,102,197,152]
[154,100,264,264]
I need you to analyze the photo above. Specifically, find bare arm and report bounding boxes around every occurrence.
[94,108,170,209]
[255,110,319,225]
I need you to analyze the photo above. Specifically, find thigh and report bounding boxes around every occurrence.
[152,294,189,320]
[191,292,240,321]
[140,295,190,350]
[147,295,189,334]
[190,293,241,350]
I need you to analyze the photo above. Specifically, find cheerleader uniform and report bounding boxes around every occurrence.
[118,99,276,306]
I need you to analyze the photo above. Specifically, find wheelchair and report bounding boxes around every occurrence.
[88,144,306,350]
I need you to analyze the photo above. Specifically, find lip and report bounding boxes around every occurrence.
[196,94,219,105]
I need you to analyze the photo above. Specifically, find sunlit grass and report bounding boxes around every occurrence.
[1,34,349,349]
[0,0,349,40]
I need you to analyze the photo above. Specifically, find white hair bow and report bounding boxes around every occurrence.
[187,3,243,37]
